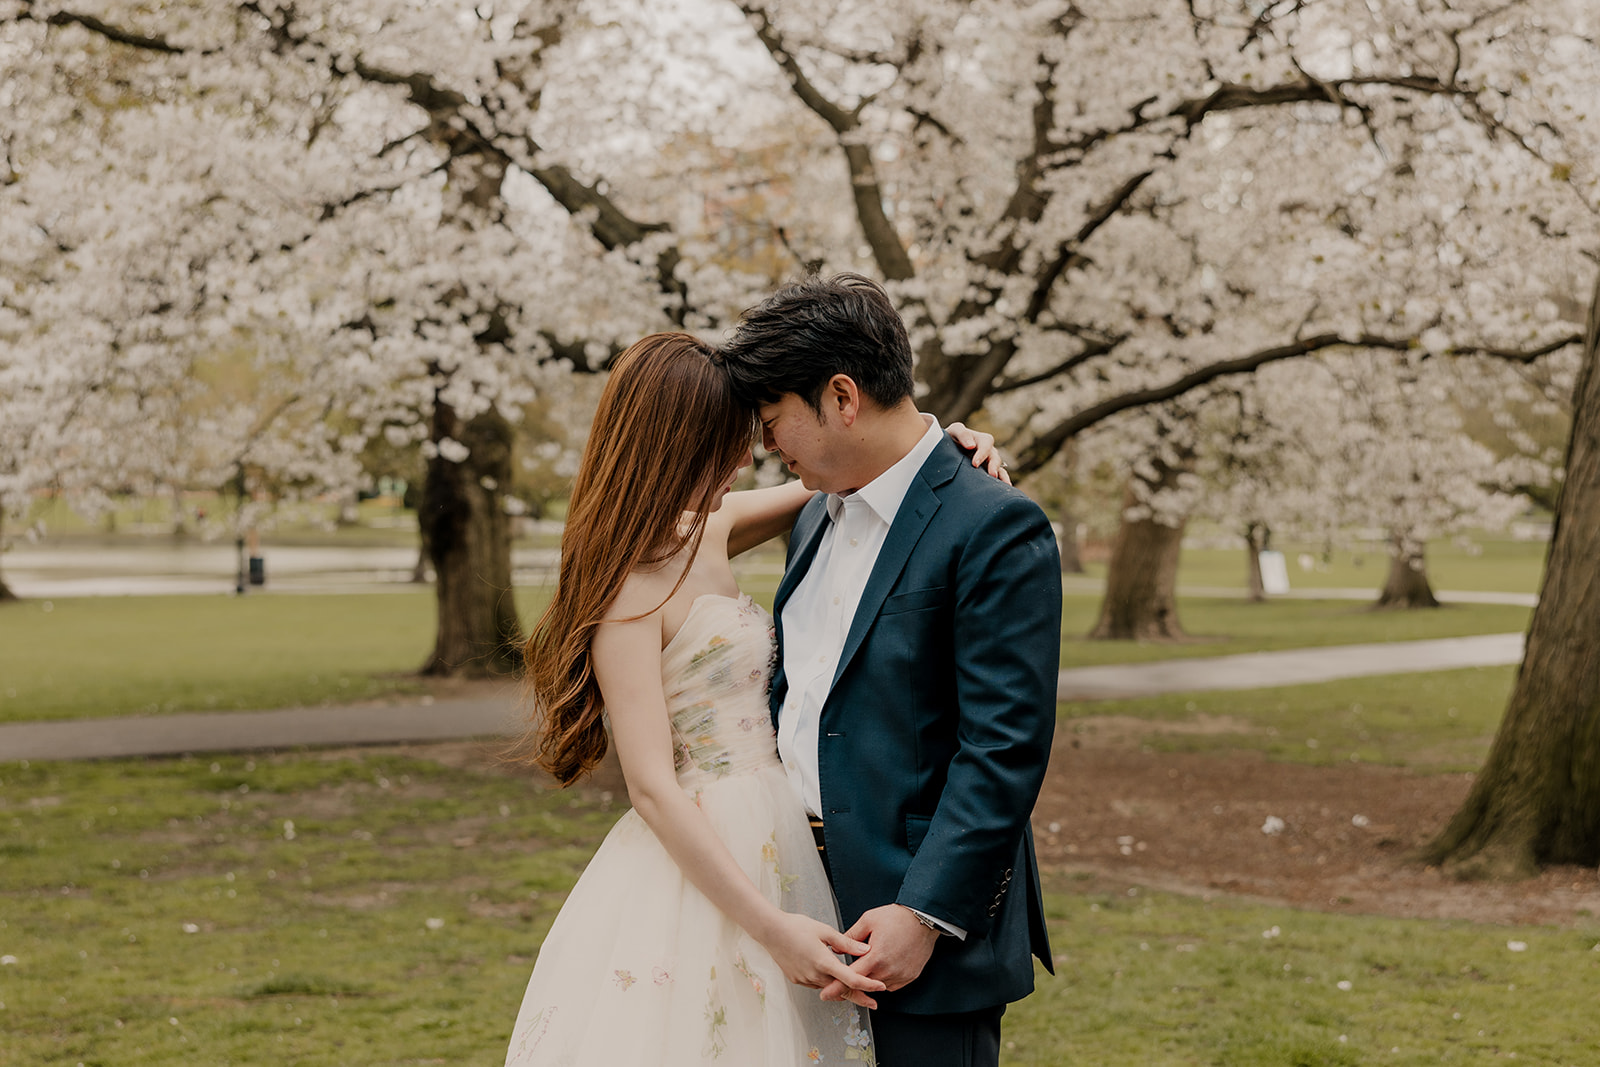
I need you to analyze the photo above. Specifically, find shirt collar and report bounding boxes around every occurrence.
[824,415,944,526]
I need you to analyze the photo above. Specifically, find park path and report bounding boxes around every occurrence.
[0,632,1524,762]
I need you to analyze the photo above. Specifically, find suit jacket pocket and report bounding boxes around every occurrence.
[881,585,946,616]
[905,813,933,856]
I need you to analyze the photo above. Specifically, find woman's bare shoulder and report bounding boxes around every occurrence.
[602,563,678,624]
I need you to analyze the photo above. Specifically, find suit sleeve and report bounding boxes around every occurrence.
[894,492,1062,937]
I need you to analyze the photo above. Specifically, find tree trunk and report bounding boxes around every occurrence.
[1058,502,1086,574]
[1374,536,1440,609]
[1423,272,1600,878]
[1245,523,1269,603]
[416,148,523,676]
[1090,454,1191,641]
[418,401,521,677]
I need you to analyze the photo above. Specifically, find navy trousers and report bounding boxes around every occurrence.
[869,1005,1006,1067]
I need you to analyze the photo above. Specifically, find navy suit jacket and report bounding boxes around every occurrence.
[771,435,1061,1015]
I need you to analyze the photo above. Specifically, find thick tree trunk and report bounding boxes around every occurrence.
[1058,502,1086,574]
[1245,523,1269,603]
[416,149,523,676]
[1374,537,1440,609]
[1423,273,1600,878]
[1091,454,1191,641]
[418,401,521,677]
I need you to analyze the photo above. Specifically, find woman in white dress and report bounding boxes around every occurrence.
[504,332,1002,1066]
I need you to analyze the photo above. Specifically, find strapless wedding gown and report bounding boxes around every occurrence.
[505,594,874,1066]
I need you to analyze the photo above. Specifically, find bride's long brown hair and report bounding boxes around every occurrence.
[513,333,757,785]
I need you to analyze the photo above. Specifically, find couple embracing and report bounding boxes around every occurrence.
[506,274,1062,1067]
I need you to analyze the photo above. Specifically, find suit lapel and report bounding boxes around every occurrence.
[829,438,962,689]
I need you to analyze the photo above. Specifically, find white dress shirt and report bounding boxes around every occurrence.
[776,418,968,939]
[777,417,944,818]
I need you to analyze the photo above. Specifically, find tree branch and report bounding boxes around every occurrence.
[1013,331,1581,476]
[1024,168,1156,324]
[735,2,913,280]
[990,333,1127,394]
[19,1,211,54]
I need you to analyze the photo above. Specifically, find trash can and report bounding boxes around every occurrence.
[248,556,265,586]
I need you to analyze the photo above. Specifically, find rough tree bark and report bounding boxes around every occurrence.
[1090,451,1192,641]
[1245,522,1269,603]
[1374,536,1441,609]
[418,399,520,676]
[1422,272,1600,878]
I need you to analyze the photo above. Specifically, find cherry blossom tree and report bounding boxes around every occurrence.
[1,0,697,672]
[6,0,1595,662]
[718,0,1592,635]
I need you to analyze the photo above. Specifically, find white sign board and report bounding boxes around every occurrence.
[1258,550,1290,595]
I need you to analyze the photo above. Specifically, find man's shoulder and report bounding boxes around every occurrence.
[939,461,1050,527]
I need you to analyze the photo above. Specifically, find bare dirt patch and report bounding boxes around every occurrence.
[1033,718,1600,927]
[378,725,1599,929]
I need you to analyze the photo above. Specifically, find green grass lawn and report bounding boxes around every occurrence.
[1061,666,1517,774]
[0,591,534,724]
[3,751,1594,1066]
[1165,537,1547,596]
[0,590,1528,724]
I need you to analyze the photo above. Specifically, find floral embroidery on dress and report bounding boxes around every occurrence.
[761,832,799,893]
[612,969,636,991]
[732,951,766,1005]
[843,1010,876,1064]
[703,966,729,1059]
[689,637,731,670]
[807,1049,824,1063]
[652,965,672,985]
[509,1005,554,1057]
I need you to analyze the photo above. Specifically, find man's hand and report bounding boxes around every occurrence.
[757,911,885,1009]
[818,904,941,1001]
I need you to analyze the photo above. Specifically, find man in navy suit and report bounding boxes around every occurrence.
[718,274,1062,1067]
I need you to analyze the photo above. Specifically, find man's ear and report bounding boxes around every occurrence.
[824,374,862,426]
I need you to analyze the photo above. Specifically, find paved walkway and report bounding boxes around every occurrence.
[0,633,1525,762]
[1052,631,1523,701]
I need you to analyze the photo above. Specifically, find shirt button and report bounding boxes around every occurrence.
[818,655,826,664]
[833,596,841,605]
[849,537,859,547]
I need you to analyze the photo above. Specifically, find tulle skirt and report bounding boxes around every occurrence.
[505,763,875,1066]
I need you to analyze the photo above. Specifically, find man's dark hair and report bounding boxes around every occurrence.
[717,273,916,412]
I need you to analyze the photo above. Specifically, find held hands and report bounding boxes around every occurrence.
[945,422,1012,485]
[759,911,886,1010]
[817,904,941,1003]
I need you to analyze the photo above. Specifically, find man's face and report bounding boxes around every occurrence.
[758,392,850,493]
